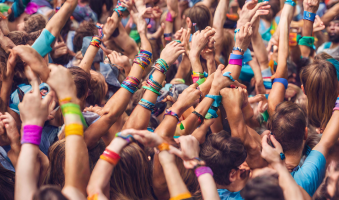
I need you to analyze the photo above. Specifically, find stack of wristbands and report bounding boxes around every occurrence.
[261,68,273,89]
[164,33,172,43]
[90,36,101,48]
[229,53,243,66]
[152,58,170,75]
[139,98,155,111]
[133,49,152,70]
[191,71,208,85]
[121,76,140,94]
[143,73,163,96]
[60,100,87,137]
[205,94,222,119]
[113,0,128,17]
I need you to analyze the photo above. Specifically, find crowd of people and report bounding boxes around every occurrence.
[0,0,339,199]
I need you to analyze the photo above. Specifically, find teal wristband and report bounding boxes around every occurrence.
[32,29,56,57]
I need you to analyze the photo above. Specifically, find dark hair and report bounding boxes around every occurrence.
[200,130,247,186]
[187,5,212,32]
[86,71,107,106]
[33,185,67,200]
[45,140,66,188]
[241,174,284,200]
[0,164,15,200]
[73,20,97,52]
[24,14,47,33]
[268,101,306,152]
[68,67,91,100]
[89,0,113,20]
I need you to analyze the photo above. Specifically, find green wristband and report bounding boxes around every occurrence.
[196,78,206,86]
[61,103,88,128]
[261,110,269,122]
[298,36,314,48]
[143,86,161,95]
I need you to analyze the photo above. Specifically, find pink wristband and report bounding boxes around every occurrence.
[195,166,213,178]
[333,107,339,111]
[21,125,43,146]
[192,77,200,83]
[229,59,243,66]
[166,11,173,22]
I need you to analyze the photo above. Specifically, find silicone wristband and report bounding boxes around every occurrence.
[333,107,339,111]
[65,124,84,137]
[166,11,173,22]
[223,72,235,82]
[31,29,56,57]
[158,143,170,151]
[115,132,134,143]
[100,149,120,165]
[61,103,88,128]
[229,59,243,66]
[280,152,286,160]
[169,192,192,200]
[196,78,206,86]
[273,78,288,89]
[303,11,316,22]
[285,0,296,6]
[143,86,161,95]
[230,53,244,59]
[195,166,213,178]
[21,125,43,145]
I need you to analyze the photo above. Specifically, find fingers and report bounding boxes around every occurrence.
[251,10,270,24]
[233,80,247,89]
[244,0,258,9]
[253,1,269,12]
[270,135,283,151]
[261,134,269,148]
[43,91,54,111]
[169,146,183,158]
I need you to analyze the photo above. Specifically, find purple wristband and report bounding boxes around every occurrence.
[21,125,43,146]
[195,166,213,178]
[166,11,173,22]
[229,59,243,66]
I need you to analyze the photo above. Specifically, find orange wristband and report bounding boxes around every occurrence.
[157,143,170,152]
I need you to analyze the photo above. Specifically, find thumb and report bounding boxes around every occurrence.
[42,91,54,109]
[270,135,283,152]
[169,145,183,158]
[100,45,113,55]
[232,80,247,89]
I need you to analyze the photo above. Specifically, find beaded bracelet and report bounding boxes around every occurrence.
[61,103,88,128]
[133,49,153,70]
[100,149,120,165]
[152,58,170,75]
[21,125,43,145]
[90,36,102,48]
[121,76,140,94]
[195,166,213,178]
[139,98,155,111]
[115,132,134,143]
[169,192,192,200]
[158,143,170,151]
[192,111,204,124]
[164,109,180,121]
[113,0,128,18]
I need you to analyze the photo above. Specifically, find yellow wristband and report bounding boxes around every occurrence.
[100,154,119,165]
[87,194,98,200]
[65,123,84,137]
[169,192,192,200]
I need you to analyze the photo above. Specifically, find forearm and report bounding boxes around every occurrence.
[189,56,204,73]
[79,45,100,74]
[251,33,269,70]
[321,3,339,26]
[213,0,228,30]
[206,59,216,74]
[223,102,248,142]
[198,174,220,200]
[0,78,13,112]
[192,120,212,144]
[175,55,191,79]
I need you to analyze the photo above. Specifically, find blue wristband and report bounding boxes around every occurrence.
[280,152,286,160]
[230,53,244,59]
[233,47,244,53]
[205,108,218,119]
[285,0,296,6]
[273,78,288,89]
[31,29,56,57]
[223,72,235,82]
[205,95,222,107]
[234,29,240,33]
[303,11,316,22]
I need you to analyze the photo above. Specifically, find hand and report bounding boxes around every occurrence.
[158,150,176,166]
[171,84,201,115]
[313,15,325,32]
[180,26,191,55]
[261,134,284,165]
[46,64,78,102]
[0,27,14,53]
[235,22,253,52]
[131,130,164,147]
[174,28,184,40]
[250,9,270,35]
[84,105,103,115]
[169,135,201,168]
[0,18,9,36]
[103,47,131,69]
[102,16,117,41]
[3,49,17,80]
[0,112,20,145]
[248,94,267,113]
[13,45,49,82]
[237,0,270,28]
[189,27,216,58]
[160,41,185,66]
[18,78,53,127]
[220,87,248,109]
[201,37,215,61]
[152,6,162,19]
[130,10,147,34]
[303,0,320,13]
[50,36,68,59]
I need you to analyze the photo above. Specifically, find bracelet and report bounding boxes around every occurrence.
[113,0,128,18]
[157,143,170,151]
[121,76,140,94]
[90,36,101,48]
[59,97,71,105]
[138,98,155,111]
[100,149,120,165]
[143,86,161,95]
[61,103,88,128]
[261,110,269,122]
[133,49,152,70]
[280,152,285,160]
[273,78,288,89]
[298,36,315,48]
[196,78,206,86]
[229,59,243,66]
[164,109,180,121]
[205,108,218,119]
[152,58,170,74]
[164,33,172,42]
[303,11,316,22]
[234,29,240,34]
[333,107,339,111]
[285,0,296,6]
[195,166,213,178]
[65,123,84,137]
[232,47,243,53]
[166,11,173,22]
[174,40,181,43]
[230,53,243,59]
[223,72,235,82]
[87,194,98,200]
[147,74,162,91]
[21,125,43,145]
[115,132,134,143]
[192,111,204,124]
[205,94,222,107]
[179,122,185,130]
[169,192,192,200]
[172,78,185,84]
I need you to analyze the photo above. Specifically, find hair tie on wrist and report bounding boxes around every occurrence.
[303,11,316,22]
[223,72,235,81]
[280,152,285,160]
[272,78,288,89]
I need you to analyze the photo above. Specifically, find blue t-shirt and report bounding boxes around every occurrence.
[291,150,326,196]
[218,189,243,200]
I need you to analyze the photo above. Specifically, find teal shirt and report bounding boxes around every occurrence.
[218,189,243,200]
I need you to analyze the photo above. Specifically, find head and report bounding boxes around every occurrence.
[87,70,108,106]
[17,14,47,33]
[33,185,67,200]
[260,0,280,22]
[186,4,212,32]
[45,140,66,188]
[200,130,248,187]
[268,101,307,154]
[313,161,339,200]
[110,143,155,200]
[89,0,113,20]
[68,67,91,104]
[0,164,15,200]
[300,60,338,129]
[327,19,339,43]
[241,174,284,200]
[73,20,97,52]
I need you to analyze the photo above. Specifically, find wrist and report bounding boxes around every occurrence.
[189,52,200,60]
[271,161,284,170]
[107,137,129,154]
[209,86,220,96]
[169,105,185,117]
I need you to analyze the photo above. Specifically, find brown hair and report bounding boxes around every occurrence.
[187,5,212,32]
[110,143,155,200]
[68,67,91,100]
[73,20,97,52]
[45,140,65,188]
[86,70,107,106]
[300,60,338,129]
[23,14,47,33]
[268,101,306,152]
[220,29,233,65]
[0,164,15,200]
[200,130,247,186]
[33,185,67,200]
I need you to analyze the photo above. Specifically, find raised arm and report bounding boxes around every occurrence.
[213,0,229,39]
[321,3,339,26]
[0,50,16,113]
[79,36,102,74]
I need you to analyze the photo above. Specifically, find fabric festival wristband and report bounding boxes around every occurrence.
[230,53,243,60]
[273,78,288,89]
[205,94,222,107]
[298,36,314,48]
[65,124,84,137]
[229,59,242,66]
[169,192,192,200]
[193,111,204,124]
[285,0,296,6]
[158,143,170,151]
[261,110,269,122]
[61,103,88,128]
[223,72,235,82]
[195,166,213,178]
[205,108,218,119]
[21,125,43,145]
[164,109,180,121]
[32,29,56,57]
[303,11,316,22]
[196,78,206,86]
